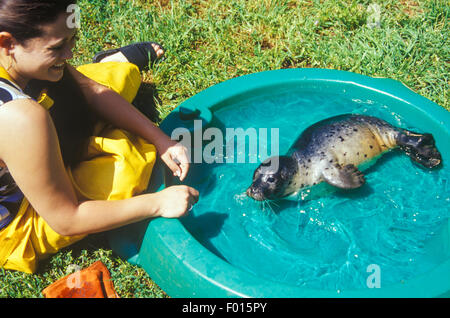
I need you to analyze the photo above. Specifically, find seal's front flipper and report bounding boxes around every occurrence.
[322,164,365,189]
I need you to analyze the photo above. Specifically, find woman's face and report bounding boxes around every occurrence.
[11,12,77,84]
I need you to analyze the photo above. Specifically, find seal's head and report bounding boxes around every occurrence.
[247,156,298,201]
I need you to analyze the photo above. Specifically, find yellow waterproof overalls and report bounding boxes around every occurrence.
[0,62,157,273]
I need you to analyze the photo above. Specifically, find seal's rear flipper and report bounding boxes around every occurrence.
[322,164,366,189]
[397,131,442,168]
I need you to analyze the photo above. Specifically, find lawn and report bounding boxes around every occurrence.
[1,0,448,298]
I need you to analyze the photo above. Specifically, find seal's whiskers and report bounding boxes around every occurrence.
[262,200,276,214]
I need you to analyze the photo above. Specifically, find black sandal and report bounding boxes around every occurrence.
[92,41,165,71]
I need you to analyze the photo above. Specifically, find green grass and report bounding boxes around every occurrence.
[1,0,448,298]
[0,235,167,298]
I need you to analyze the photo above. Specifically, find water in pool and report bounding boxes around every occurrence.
[180,87,450,291]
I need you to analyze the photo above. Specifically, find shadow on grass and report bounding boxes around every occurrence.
[132,80,162,124]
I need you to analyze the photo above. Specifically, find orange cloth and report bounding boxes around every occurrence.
[42,261,119,298]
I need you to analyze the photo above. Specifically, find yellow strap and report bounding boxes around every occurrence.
[0,66,15,83]
[36,89,55,110]
[0,66,54,109]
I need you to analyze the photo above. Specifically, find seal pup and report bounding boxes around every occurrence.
[247,114,442,201]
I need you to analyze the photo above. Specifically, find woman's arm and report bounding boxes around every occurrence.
[67,65,190,181]
[0,99,198,236]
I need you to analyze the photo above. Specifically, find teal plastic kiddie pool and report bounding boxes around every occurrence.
[107,69,450,297]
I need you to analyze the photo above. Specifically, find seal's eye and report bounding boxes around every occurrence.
[267,177,275,183]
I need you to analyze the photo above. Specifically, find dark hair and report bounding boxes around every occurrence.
[0,0,95,167]
[0,0,77,43]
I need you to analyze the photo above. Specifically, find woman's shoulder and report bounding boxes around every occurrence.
[0,94,53,170]
[0,85,49,140]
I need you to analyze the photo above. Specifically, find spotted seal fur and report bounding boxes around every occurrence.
[247,114,442,201]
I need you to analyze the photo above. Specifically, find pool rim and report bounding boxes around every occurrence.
[112,68,450,297]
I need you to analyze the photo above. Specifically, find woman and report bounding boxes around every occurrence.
[0,0,199,273]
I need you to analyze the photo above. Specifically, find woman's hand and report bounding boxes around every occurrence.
[151,185,199,218]
[157,137,191,182]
